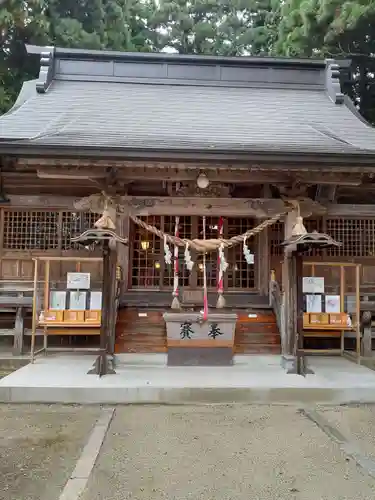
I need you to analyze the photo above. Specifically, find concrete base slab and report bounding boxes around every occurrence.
[281,354,315,375]
[167,347,233,366]
[1,354,375,404]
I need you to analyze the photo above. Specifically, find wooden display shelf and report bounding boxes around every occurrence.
[42,309,102,327]
[303,325,353,331]
[301,349,342,355]
[304,331,342,338]
[39,322,101,328]
[44,328,100,335]
[303,312,351,330]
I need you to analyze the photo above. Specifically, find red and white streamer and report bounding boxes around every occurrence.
[202,215,208,321]
[173,216,180,299]
[217,216,224,294]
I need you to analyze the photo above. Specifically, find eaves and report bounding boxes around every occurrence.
[1,142,375,169]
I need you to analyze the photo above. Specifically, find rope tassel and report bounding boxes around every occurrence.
[171,216,181,310]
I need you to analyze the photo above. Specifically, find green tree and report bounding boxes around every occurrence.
[46,0,155,51]
[273,0,375,124]
[0,0,48,114]
[0,0,156,113]
[150,0,277,56]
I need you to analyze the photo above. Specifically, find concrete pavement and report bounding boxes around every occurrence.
[2,404,375,499]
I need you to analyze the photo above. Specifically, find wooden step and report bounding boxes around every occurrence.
[234,310,281,354]
[235,344,281,354]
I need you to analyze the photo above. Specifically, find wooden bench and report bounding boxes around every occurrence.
[0,281,34,355]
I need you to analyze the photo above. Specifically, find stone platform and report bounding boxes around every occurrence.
[1,353,375,404]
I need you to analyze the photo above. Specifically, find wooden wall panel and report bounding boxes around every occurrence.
[361,263,375,290]
[0,255,102,285]
[0,258,34,280]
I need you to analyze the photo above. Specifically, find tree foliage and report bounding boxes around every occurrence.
[274,0,375,124]
[0,1,48,113]
[1,0,375,124]
[0,0,156,113]
[0,0,280,113]
[149,0,277,56]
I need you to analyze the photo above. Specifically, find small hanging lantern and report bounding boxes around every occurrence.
[141,240,150,251]
[196,172,209,189]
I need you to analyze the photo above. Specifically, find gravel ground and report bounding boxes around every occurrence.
[319,404,375,463]
[81,405,375,500]
[0,404,102,500]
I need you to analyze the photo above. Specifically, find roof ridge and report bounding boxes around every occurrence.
[27,44,327,68]
[29,45,334,94]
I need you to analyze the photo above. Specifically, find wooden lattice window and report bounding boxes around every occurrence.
[197,216,220,288]
[226,218,256,289]
[326,218,375,257]
[3,209,99,251]
[3,210,59,250]
[304,218,323,256]
[130,216,257,290]
[131,216,162,288]
[270,221,283,256]
[61,212,99,250]
[269,218,323,257]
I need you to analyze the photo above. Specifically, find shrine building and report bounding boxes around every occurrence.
[1,45,375,361]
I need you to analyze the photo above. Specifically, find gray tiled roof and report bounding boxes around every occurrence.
[1,47,375,156]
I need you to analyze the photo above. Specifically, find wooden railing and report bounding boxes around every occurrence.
[269,270,287,355]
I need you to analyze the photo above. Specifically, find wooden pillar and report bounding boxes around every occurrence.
[100,241,111,353]
[100,242,118,352]
[116,215,130,292]
[107,245,118,355]
[295,251,304,355]
[258,225,270,297]
[89,241,117,376]
[282,211,298,355]
[362,311,372,358]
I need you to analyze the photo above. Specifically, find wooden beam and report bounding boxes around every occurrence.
[15,157,373,173]
[326,204,375,217]
[104,196,326,218]
[8,194,375,218]
[16,160,363,185]
[36,168,106,179]
[6,195,79,209]
[32,167,363,186]
[6,195,324,217]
